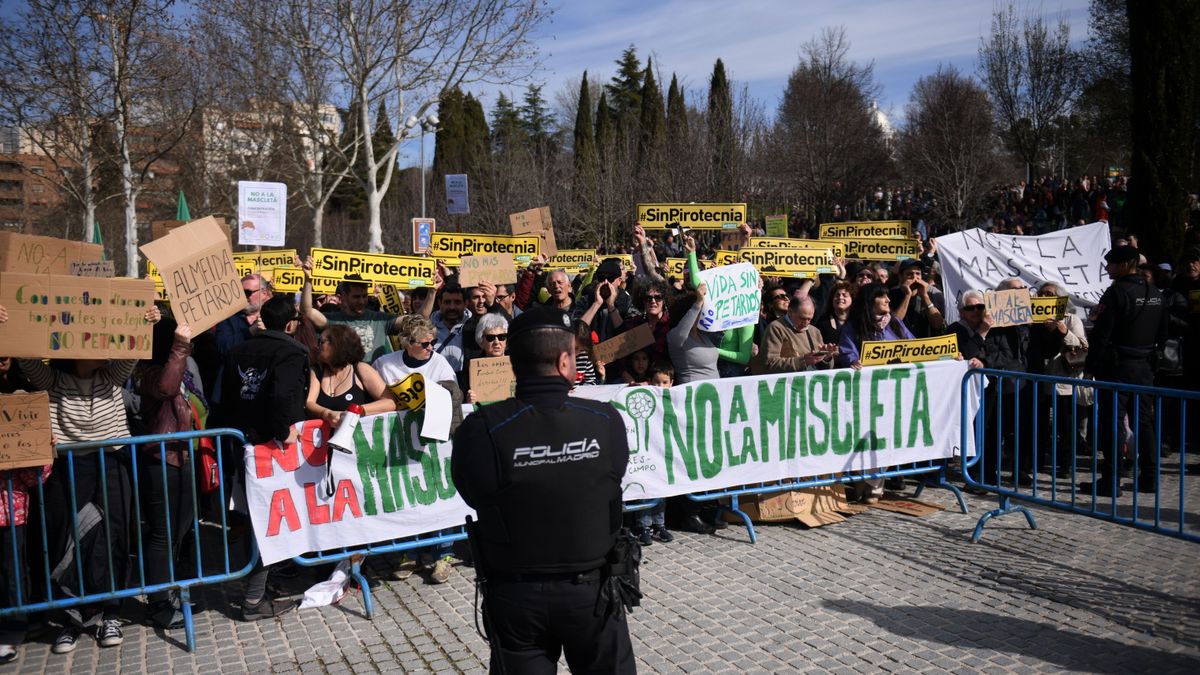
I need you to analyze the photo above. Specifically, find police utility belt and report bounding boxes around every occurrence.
[487,567,604,584]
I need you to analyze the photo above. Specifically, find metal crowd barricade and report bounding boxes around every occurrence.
[0,429,257,653]
[960,368,1200,543]
[686,462,968,544]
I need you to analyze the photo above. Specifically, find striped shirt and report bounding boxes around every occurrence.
[18,359,136,444]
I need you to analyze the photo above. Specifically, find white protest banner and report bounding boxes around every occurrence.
[246,360,978,562]
[445,174,470,215]
[935,221,1110,325]
[696,262,760,332]
[238,181,287,247]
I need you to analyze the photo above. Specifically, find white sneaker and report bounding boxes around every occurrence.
[52,627,80,654]
[0,644,16,664]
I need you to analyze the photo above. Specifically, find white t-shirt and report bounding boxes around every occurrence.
[372,350,458,388]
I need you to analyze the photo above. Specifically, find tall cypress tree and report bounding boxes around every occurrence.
[462,93,490,176]
[666,73,688,148]
[432,88,466,180]
[573,72,596,176]
[490,92,523,154]
[637,58,666,177]
[707,58,735,200]
[594,91,615,163]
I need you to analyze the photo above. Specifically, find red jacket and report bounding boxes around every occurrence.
[138,334,195,466]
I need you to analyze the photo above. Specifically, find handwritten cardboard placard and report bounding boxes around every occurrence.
[0,273,155,359]
[69,260,116,277]
[469,356,515,403]
[985,289,1033,327]
[0,392,53,470]
[140,216,247,334]
[510,206,557,257]
[459,254,517,288]
[593,323,655,365]
[0,232,103,275]
[1030,296,1068,320]
[697,262,760,332]
[152,218,233,245]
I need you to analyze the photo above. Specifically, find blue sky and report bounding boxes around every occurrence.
[400,0,1091,166]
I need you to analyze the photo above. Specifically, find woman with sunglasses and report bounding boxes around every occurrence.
[461,313,509,404]
[305,324,395,428]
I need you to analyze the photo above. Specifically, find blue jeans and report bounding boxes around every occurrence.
[635,502,665,530]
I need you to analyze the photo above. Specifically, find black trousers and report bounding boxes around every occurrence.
[138,452,197,605]
[1095,359,1158,481]
[484,577,636,674]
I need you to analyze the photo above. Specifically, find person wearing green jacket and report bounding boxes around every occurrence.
[681,235,755,378]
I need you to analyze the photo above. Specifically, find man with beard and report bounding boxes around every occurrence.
[431,284,469,371]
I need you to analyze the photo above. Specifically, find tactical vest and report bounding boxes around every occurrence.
[475,397,623,575]
[1110,277,1164,359]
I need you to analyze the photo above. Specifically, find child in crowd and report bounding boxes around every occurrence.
[572,319,603,387]
[622,349,652,385]
[634,361,675,546]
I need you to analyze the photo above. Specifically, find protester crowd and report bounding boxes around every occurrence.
[1,194,1199,663]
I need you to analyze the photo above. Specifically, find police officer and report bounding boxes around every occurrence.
[1084,245,1168,497]
[451,305,636,674]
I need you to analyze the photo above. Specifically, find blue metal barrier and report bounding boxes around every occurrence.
[0,429,258,652]
[961,368,1200,543]
[685,461,968,544]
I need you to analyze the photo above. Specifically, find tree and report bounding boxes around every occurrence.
[520,84,555,156]
[978,4,1076,180]
[636,58,665,185]
[898,66,999,230]
[1125,1,1200,260]
[707,59,734,200]
[490,92,524,155]
[572,72,596,178]
[773,28,890,224]
[606,45,643,134]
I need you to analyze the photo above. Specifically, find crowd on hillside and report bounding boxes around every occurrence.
[1,187,1199,661]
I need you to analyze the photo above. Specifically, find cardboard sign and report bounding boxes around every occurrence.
[637,203,747,230]
[697,263,760,332]
[459,254,517,287]
[765,214,788,238]
[0,273,155,358]
[829,237,921,261]
[1030,296,1068,320]
[0,232,103,275]
[469,356,514,403]
[868,495,945,517]
[412,218,435,254]
[819,220,914,240]
[733,485,862,527]
[739,247,834,277]
[545,250,596,272]
[748,238,846,259]
[665,257,714,278]
[310,248,436,288]
[153,218,233,245]
[69,260,115,278]
[719,230,745,251]
[593,323,655,365]
[0,392,53,470]
[428,232,539,266]
[985,289,1033,327]
[445,174,470,215]
[509,206,557,257]
[140,216,247,334]
[238,181,287,247]
[859,334,959,366]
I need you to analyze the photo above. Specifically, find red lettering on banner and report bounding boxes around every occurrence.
[304,482,331,525]
[297,420,330,467]
[332,480,363,521]
[266,489,300,536]
[255,440,300,479]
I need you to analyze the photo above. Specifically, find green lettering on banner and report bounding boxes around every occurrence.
[868,368,889,452]
[407,411,439,506]
[908,365,934,446]
[661,389,698,484]
[432,443,456,501]
[694,383,724,479]
[851,370,865,451]
[728,385,749,424]
[786,375,806,458]
[354,421,395,516]
[830,371,853,455]
[757,379,786,463]
[739,427,758,465]
[807,374,830,456]
[888,367,912,447]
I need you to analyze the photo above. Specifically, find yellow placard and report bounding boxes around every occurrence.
[637,203,747,230]
[233,249,298,273]
[1187,289,1200,314]
[597,254,634,274]
[377,284,405,314]
[818,220,914,240]
[748,238,846,259]
[545,249,596,272]
[664,257,715,277]
[713,250,740,266]
[1029,296,1068,320]
[271,268,344,294]
[429,232,539,265]
[738,247,835,278]
[828,237,921,261]
[859,334,959,366]
[388,372,426,411]
[310,248,436,288]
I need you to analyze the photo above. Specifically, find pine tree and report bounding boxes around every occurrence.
[573,72,596,176]
[521,84,555,156]
[490,92,523,155]
[707,58,735,200]
[637,58,666,177]
[463,93,491,175]
[607,45,643,133]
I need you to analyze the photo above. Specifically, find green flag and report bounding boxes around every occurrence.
[176,190,191,221]
[91,221,106,260]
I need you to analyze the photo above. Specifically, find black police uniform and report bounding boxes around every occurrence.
[451,306,636,674]
[1086,248,1168,494]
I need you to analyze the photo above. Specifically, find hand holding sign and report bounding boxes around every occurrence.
[696,263,760,332]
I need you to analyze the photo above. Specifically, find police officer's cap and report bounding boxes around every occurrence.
[1104,245,1140,265]
[509,304,572,338]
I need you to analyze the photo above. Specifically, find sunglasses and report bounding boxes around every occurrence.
[771,294,788,300]
[963,304,985,311]
[413,339,435,348]
[644,294,664,302]
[244,288,260,298]
[856,273,875,280]
[483,333,508,343]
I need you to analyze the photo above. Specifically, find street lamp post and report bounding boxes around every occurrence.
[405,113,439,218]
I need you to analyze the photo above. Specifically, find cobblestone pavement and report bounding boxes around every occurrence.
[5,472,1200,674]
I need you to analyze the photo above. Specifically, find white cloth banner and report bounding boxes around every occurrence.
[237,181,287,247]
[246,360,979,563]
[935,222,1111,325]
[697,262,760,332]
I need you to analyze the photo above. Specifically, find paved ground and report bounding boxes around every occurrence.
[5,472,1200,674]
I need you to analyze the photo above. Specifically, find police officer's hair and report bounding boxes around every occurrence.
[509,328,574,378]
[475,312,509,347]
